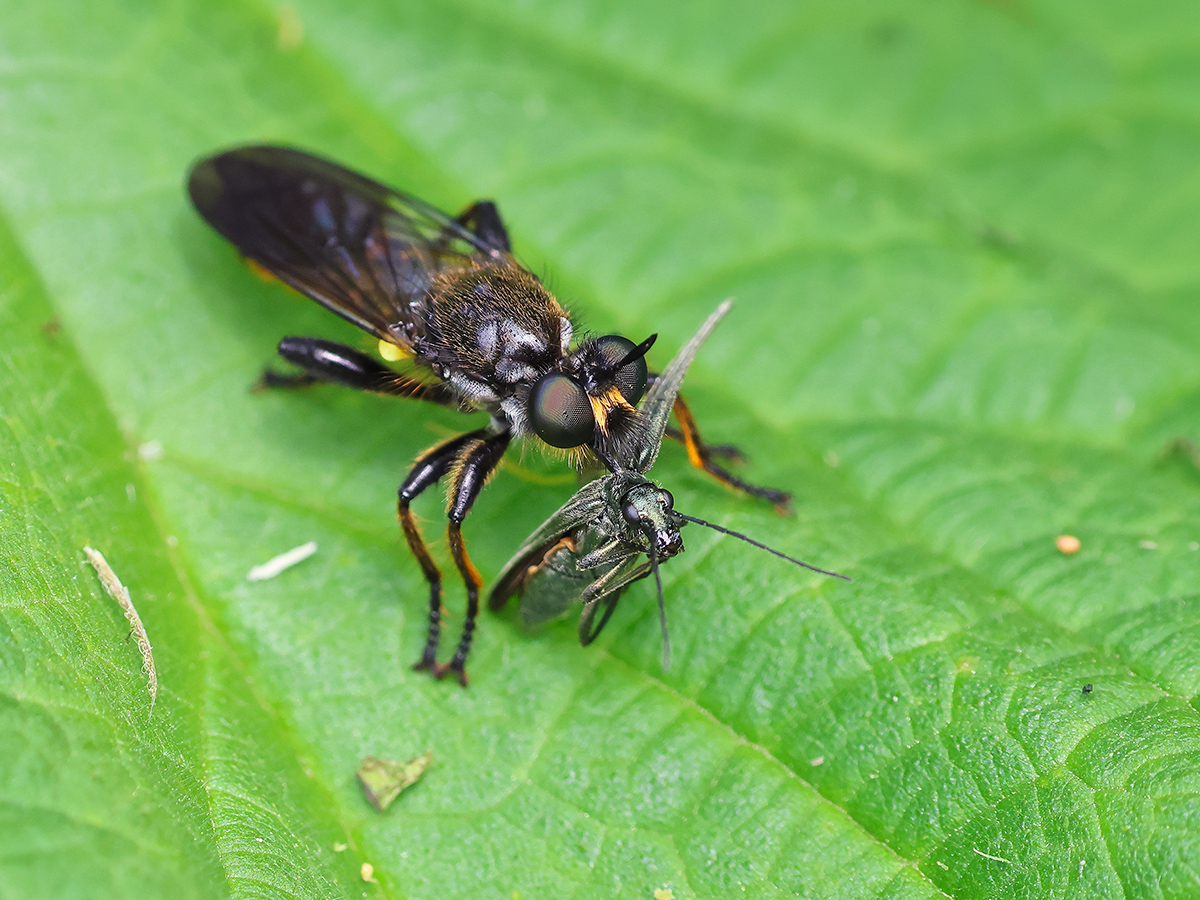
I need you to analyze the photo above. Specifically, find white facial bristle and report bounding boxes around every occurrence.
[559,317,573,354]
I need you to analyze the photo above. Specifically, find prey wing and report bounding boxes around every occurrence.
[188,145,503,347]
[488,477,613,622]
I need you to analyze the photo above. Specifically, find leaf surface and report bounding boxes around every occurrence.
[2,1,1200,897]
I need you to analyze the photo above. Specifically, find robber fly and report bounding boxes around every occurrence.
[490,301,848,666]
[187,145,789,684]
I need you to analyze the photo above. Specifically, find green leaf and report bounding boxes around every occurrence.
[3,1,1200,898]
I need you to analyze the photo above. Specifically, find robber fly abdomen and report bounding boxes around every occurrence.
[188,146,788,684]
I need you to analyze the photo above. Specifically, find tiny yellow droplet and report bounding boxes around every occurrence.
[1056,535,1081,554]
[361,862,377,883]
[378,339,406,362]
[654,890,675,900]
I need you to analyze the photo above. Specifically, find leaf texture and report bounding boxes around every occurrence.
[2,1,1200,898]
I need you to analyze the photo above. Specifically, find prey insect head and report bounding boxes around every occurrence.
[525,332,656,450]
[619,483,684,560]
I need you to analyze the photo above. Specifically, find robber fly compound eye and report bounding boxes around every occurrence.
[592,335,651,405]
[527,373,596,448]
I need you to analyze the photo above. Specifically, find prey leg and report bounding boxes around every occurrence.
[438,431,513,685]
[578,559,650,645]
[399,429,491,673]
[671,394,793,515]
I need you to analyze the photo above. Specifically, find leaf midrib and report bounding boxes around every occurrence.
[136,461,382,899]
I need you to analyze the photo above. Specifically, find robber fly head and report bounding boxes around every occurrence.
[521,331,657,467]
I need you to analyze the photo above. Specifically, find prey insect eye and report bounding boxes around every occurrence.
[622,500,642,525]
[528,373,595,448]
[660,489,674,510]
[593,335,649,405]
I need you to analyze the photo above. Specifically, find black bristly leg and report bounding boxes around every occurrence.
[645,374,790,511]
[439,430,513,685]
[259,369,322,390]
[261,337,459,404]
[399,429,492,674]
[456,201,510,253]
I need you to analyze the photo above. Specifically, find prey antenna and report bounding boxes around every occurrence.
[648,542,671,671]
[677,514,850,581]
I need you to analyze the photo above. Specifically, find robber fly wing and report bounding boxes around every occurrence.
[188,145,502,347]
[631,298,733,473]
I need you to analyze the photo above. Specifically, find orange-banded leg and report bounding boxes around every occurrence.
[440,431,512,685]
[399,429,491,676]
[670,394,793,514]
[663,427,742,463]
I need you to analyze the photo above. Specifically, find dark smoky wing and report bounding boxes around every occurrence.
[187,145,501,345]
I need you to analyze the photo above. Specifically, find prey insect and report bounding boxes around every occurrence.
[187,145,789,684]
[490,301,848,666]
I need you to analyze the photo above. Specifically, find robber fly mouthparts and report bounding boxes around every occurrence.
[490,302,848,668]
[188,146,789,684]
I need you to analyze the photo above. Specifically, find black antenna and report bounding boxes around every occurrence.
[677,514,850,581]
[648,542,671,671]
[615,333,657,371]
